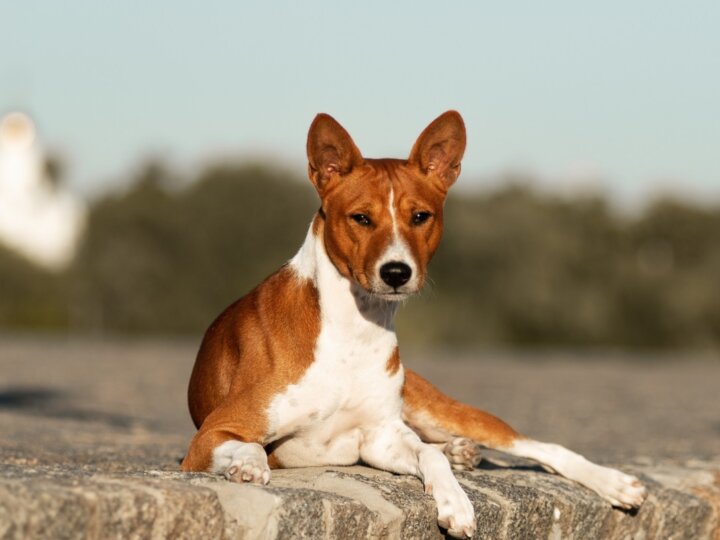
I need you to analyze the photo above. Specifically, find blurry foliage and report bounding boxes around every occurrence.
[1,160,720,349]
[401,188,720,349]
[69,162,317,333]
[0,246,67,329]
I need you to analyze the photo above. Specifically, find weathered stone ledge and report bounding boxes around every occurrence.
[1,459,718,539]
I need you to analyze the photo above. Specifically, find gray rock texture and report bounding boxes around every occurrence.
[1,461,719,539]
[1,337,719,539]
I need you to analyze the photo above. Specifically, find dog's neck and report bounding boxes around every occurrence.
[290,218,399,333]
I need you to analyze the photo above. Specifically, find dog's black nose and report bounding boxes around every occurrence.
[379,262,412,288]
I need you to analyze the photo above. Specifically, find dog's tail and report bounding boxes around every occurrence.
[401,368,523,450]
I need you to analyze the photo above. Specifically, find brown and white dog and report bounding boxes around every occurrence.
[182,111,646,538]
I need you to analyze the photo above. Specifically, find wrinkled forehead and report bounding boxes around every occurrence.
[325,159,444,208]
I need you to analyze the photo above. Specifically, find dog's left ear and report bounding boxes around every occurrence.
[408,111,466,190]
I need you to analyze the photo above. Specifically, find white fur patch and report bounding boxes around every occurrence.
[372,186,419,293]
[288,221,317,280]
[274,228,404,465]
[361,421,476,538]
[281,222,476,536]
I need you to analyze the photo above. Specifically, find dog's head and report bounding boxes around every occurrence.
[307,111,465,300]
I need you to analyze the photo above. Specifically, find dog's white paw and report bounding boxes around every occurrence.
[443,437,481,471]
[587,465,647,509]
[213,441,271,485]
[435,482,476,538]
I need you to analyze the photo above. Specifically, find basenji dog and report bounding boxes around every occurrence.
[182,111,647,538]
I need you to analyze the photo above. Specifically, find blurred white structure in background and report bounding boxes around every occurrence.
[0,112,85,269]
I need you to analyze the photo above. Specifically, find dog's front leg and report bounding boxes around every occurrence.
[181,399,271,485]
[360,420,476,539]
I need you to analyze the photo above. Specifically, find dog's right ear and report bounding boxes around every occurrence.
[307,114,364,194]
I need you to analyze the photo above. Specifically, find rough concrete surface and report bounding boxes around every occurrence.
[0,337,719,539]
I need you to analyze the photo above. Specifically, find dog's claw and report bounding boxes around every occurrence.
[219,442,271,485]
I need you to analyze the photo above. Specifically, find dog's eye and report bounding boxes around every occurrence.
[411,211,432,225]
[351,213,372,227]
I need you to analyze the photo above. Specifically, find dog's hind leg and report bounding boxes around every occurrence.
[402,368,647,509]
[402,368,521,448]
[501,439,646,509]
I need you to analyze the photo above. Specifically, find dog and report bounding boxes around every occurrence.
[181,111,647,538]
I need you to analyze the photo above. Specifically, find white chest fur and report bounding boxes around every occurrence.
[265,226,405,466]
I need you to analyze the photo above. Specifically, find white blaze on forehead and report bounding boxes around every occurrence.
[376,185,417,278]
[388,186,399,237]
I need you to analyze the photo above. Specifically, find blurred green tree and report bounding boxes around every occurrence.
[0,245,67,329]
[70,161,317,333]
[2,159,719,350]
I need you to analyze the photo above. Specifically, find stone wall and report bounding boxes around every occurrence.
[2,339,718,539]
[1,460,718,539]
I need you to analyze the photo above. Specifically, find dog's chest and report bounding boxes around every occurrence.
[268,232,405,466]
[265,322,403,465]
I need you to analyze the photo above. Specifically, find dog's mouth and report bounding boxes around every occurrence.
[351,284,414,312]
[368,282,421,302]
[373,290,412,302]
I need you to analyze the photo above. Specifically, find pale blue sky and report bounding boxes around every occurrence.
[1,1,718,205]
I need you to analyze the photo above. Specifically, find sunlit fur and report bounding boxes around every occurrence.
[320,158,446,298]
[182,111,646,539]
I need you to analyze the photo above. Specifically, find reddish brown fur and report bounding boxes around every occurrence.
[183,110,524,475]
[319,158,449,292]
[181,264,321,471]
[266,451,284,470]
[402,369,522,448]
[386,347,400,375]
[307,111,466,297]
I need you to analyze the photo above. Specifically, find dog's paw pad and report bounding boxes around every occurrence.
[224,460,270,485]
[444,437,481,471]
[218,442,271,485]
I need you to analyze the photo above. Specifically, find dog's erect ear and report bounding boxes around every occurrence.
[408,111,466,190]
[307,113,364,193]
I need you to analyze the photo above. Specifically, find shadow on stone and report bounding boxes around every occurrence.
[477,447,550,474]
[0,387,63,408]
[477,460,547,474]
[0,386,152,429]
